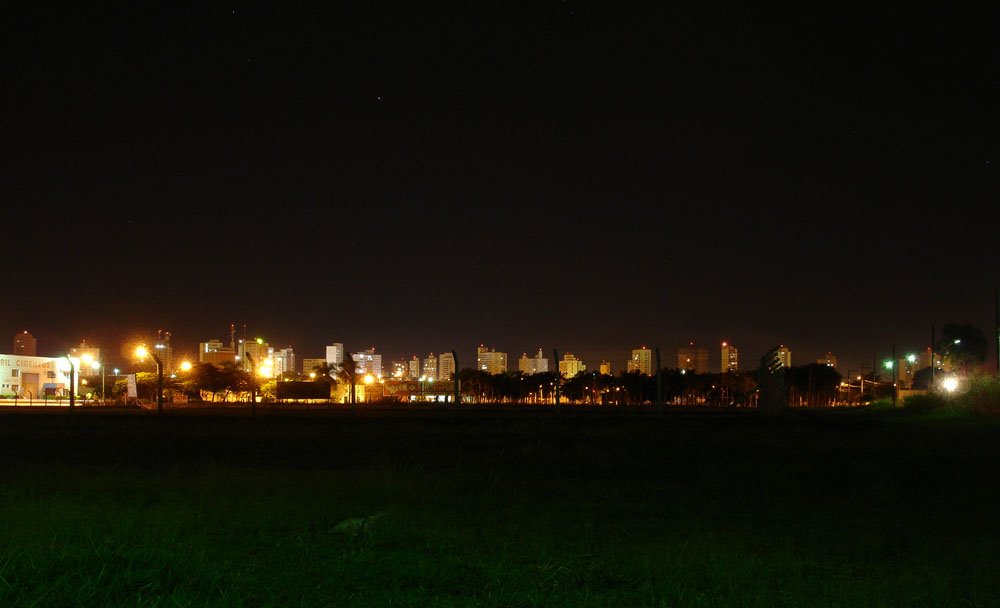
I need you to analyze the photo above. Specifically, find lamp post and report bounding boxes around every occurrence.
[63,355,75,411]
[245,352,257,417]
[884,353,896,406]
[135,345,163,415]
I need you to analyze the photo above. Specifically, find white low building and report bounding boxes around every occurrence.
[0,353,77,399]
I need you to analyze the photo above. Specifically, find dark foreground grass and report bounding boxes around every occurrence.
[0,407,998,607]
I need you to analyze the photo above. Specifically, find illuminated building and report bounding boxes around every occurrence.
[390,359,410,379]
[274,347,295,378]
[558,353,586,378]
[722,342,739,372]
[154,330,174,374]
[0,354,76,398]
[69,340,101,368]
[408,356,421,380]
[237,337,270,373]
[325,343,344,366]
[599,360,612,375]
[816,352,837,369]
[13,331,36,356]
[422,353,438,382]
[477,345,507,374]
[776,345,792,368]
[199,339,236,366]
[438,352,455,381]
[518,349,548,374]
[301,358,327,376]
[352,347,382,377]
[627,347,653,376]
[677,342,709,374]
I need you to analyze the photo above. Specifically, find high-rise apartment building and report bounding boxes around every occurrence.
[199,339,236,366]
[438,352,456,381]
[518,349,548,374]
[422,353,438,382]
[599,360,612,375]
[325,343,344,366]
[408,356,421,380]
[558,353,586,378]
[350,348,382,378]
[722,342,739,373]
[302,358,327,377]
[69,340,101,369]
[477,345,507,374]
[13,331,37,356]
[677,343,709,374]
[273,347,295,378]
[816,352,837,369]
[154,330,174,374]
[237,337,269,373]
[391,359,410,379]
[627,347,653,376]
[776,345,792,369]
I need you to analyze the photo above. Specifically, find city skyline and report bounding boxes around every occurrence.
[2,5,994,378]
[5,321,987,379]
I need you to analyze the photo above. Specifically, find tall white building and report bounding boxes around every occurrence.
[518,349,548,374]
[274,347,295,378]
[352,347,382,378]
[722,342,739,373]
[422,353,438,382]
[477,345,507,374]
[438,352,455,381]
[627,347,653,376]
[558,353,586,378]
[408,355,421,380]
[325,343,344,366]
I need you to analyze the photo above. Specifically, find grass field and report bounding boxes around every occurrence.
[1,406,998,607]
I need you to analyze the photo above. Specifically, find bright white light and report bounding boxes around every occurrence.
[942,377,959,393]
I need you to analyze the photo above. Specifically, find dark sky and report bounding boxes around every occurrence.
[3,4,996,372]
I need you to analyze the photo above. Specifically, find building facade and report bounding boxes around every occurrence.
[558,353,586,378]
[0,354,75,398]
[477,345,507,374]
[325,343,344,366]
[422,353,438,382]
[722,342,739,373]
[13,331,37,356]
[628,347,653,376]
[438,352,455,381]
[302,358,327,377]
[677,343,709,374]
[518,349,548,374]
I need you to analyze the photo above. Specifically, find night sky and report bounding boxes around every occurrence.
[3,4,996,372]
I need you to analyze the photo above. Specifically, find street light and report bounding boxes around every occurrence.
[61,355,76,411]
[884,356,897,406]
[135,345,163,415]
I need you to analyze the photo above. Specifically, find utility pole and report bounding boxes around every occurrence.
[245,352,257,417]
[64,355,75,412]
[892,344,897,406]
[655,346,663,414]
[452,350,460,410]
[931,324,935,390]
[552,349,561,414]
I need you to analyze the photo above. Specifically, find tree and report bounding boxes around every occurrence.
[339,353,357,405]
[937,323,989,375]
[785,363,842,406]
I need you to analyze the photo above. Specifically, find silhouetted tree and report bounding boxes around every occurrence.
[937,323,989,375]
